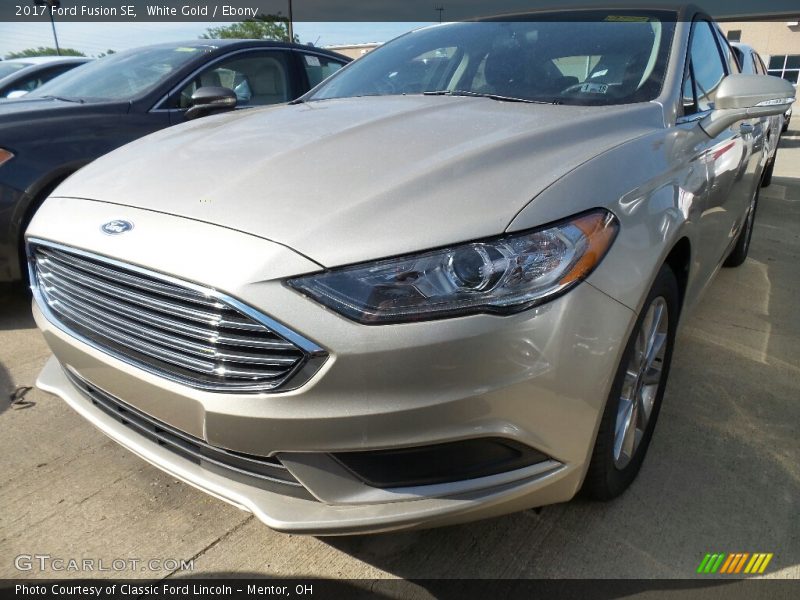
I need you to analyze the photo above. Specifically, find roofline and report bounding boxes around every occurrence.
[115,39,350,60]
[468,4,702,22]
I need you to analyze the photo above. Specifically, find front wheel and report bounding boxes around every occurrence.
[582,265,678,500]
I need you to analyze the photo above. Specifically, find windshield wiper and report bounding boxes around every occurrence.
[423,90,555,104]
[39,95,84,104]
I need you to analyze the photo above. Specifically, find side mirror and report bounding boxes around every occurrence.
[6,90,28,99]
[701,74,795,138]
[184,86,237,121]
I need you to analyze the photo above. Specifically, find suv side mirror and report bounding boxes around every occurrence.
[701,74,795,138]
[185,86,237,121]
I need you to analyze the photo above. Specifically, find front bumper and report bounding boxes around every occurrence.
[30,197,636,534]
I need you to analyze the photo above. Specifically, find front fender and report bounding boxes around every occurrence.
[507,126,709,318]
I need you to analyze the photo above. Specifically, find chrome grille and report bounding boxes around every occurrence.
[30,241,326,393]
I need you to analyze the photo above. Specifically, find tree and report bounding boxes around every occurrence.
[5,47,85,58]
[97,49,116,58]
[201,16,299,43]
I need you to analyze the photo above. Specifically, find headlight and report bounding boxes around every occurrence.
[0,148,14,167]
[287,209,618,324]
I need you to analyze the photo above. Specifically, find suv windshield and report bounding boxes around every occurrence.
[311,11,676,106]
[28,45,210,101]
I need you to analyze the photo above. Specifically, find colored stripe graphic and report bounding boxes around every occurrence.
[734,553,749,573]
[697,554,713,573]
[699,553,774,575]
[720,554,736,573]
[744,554,760,573]
[711,554,726,573]
[758,554,773,573]
[700,553,725,573]
[721,553,739,574]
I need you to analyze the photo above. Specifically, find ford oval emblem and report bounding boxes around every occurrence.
[101,220,134,235]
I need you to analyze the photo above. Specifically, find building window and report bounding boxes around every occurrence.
[768,55,800,84]
[727,30,742,42]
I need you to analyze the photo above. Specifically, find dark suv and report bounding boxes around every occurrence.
[0,40,349,282]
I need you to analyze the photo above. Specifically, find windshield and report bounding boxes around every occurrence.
[311,12,676,106]
[0,62,30,78]
[28,46,209,101]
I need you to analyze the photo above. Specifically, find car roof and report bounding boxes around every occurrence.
[474,3,700,21]
[2,56,91,65]
[137,39,351,61]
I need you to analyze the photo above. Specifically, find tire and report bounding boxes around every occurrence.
[582,264,678,501]
[16,176,70,284]
[723,186,759,268]
[761,156,775,188]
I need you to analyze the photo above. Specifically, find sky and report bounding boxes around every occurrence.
[0,21,433,57]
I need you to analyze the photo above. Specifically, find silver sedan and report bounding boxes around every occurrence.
[27,7,795,534]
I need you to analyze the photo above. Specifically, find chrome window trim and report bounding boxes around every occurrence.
[28,237,328,394]
[149,46,294,113]
[676,108,712,125]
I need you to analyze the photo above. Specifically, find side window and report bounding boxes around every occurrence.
[755,54,768,75]
[300,53,345,89]
[752,54,764,75]
[714,27,740,74]
[682,63,697,113]
[8,74,45,94]
[688,21,727,113]
[38,65,78,86]
[6,65,77,96]
[731,46,745,72]
[174,51,292,109]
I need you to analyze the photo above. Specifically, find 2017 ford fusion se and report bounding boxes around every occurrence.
[28,8,795,534]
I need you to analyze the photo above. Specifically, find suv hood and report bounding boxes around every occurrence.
[53,95,662,268]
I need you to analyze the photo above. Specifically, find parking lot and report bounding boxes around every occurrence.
[1,127,799,581]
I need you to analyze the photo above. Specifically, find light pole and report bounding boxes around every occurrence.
[34,0,61,55]
[435,5,444,23]
[287,0,294,43]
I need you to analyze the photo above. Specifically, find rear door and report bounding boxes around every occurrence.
[752,50,782,161]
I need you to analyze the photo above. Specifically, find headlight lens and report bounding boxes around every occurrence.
[287,209,618,324]
[0,148,14,167]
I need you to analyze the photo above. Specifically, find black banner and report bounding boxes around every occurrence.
[2,580,800,600]
[1,0,800,23]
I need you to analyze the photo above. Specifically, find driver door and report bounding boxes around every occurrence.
[679,19,756,290]
[166,50,295,125]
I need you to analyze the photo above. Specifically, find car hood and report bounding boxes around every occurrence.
[53,95,662,268]
[0,96,124,121]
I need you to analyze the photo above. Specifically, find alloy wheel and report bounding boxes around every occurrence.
[613,297,669,469]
